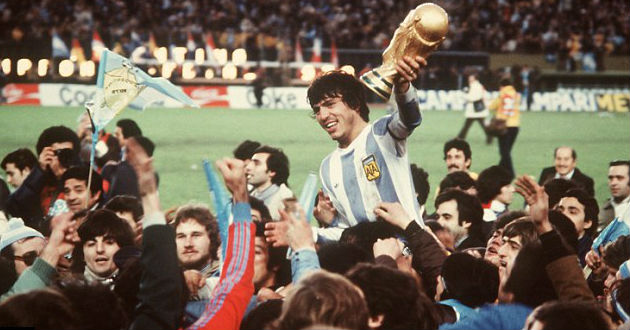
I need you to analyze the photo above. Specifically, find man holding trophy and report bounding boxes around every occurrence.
[305,3,449,241]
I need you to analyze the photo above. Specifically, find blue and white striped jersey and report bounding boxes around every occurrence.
[316,87,424,241]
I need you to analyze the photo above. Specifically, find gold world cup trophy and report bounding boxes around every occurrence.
[360,3,449,100]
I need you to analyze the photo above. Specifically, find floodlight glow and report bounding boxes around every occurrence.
[204,68,214,79]
[161,61,176,78]
[321,64,335,73]
[232,48,247,65]
[195,49,205,65]
[182,62,196,79]
[17,59,32,76]
[59,60,75,77]
[173,47,187,64]
[154,47,168,63]
[1,59,10,74]
[79,60,95,77]
[300,65,316,82]
[222,62,237,80]
[38,59,49,77]
[213,49,228,65]
[243,72,257,81]
[341,65,355,76]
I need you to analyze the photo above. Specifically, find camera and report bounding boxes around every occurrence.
[54,148,78,168]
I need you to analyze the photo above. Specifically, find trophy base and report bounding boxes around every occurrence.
[360,69,395,101]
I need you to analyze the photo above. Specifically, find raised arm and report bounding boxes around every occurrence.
[515,175,594,302]
[127,137,183,330]
[188,158,255,330]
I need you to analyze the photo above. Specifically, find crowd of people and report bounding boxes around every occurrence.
[0,56,629,330]
[1,0,628,67]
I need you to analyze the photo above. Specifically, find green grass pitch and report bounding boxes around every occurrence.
[1,105,628,214]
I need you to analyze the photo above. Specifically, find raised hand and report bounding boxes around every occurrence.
[313,190,336,226]
[283,207,315,251]
[373,202,412,229]
[514,175,553,234]
[126,137,157,196]
[40,212,80,267]
[394,55,427,92]
[214,158,248,203]
[373,237,404,260]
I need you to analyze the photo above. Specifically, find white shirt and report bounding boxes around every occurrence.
[251,183,294,220]
[317,87,423,241]
[612,195,630,225]
[464,80,489,118]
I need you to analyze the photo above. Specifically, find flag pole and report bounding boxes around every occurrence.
[85,107,97,210]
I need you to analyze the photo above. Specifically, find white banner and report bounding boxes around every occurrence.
[227,86,310,110]
[5,84,629,113]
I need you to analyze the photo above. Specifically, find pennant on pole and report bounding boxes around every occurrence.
[310,37,322,63]
[86,49,198,132]
[187,31,196,53]
[204,32,218,65]
[148,32,157,54]
[331,39,339,68]
[92,30,105,62]
[202,159,231,259]
[295,37,304,63]
[52,29,69,59]
[71,37,86,63]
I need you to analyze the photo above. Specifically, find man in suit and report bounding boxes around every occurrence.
[538,146,594,196]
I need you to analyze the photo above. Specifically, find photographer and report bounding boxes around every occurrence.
[6,126,80,231]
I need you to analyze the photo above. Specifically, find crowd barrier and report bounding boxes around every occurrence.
[2,83,629,113]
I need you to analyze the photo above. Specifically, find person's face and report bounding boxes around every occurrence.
[495,184,514,205]
[12,237,46,275]
[253,236,273,289]
[608,165,630,199]
[114,127,125,147]
[497,234,522,278]
[313,97,362,148]
[64,178,100,213]
[50,141,74,178]
[175,219,212,270]
[484,228,504,267]
[251,208,262,223]
[554,147,576,176]
[557,197,591,237]
[83,235,120,277]
[445,148,471,173]
[246,152,273,189]
[4,163,30,188]
[436,199,467,240]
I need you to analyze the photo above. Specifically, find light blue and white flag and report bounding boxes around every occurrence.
[86,48,198,132]
[202,159,231,260]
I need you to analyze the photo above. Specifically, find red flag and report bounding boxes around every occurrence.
[148,32,157,54]
[187,31,196,52]
[205,32,218,65]
[311,37,321,63]
[91,30,105,62]
[295,37,303,63]
[71,37,86,63]
[331,39,338,67]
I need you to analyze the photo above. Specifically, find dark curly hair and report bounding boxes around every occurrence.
[307,70,369,122]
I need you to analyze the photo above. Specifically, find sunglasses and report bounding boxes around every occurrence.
[14,250,39,266]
